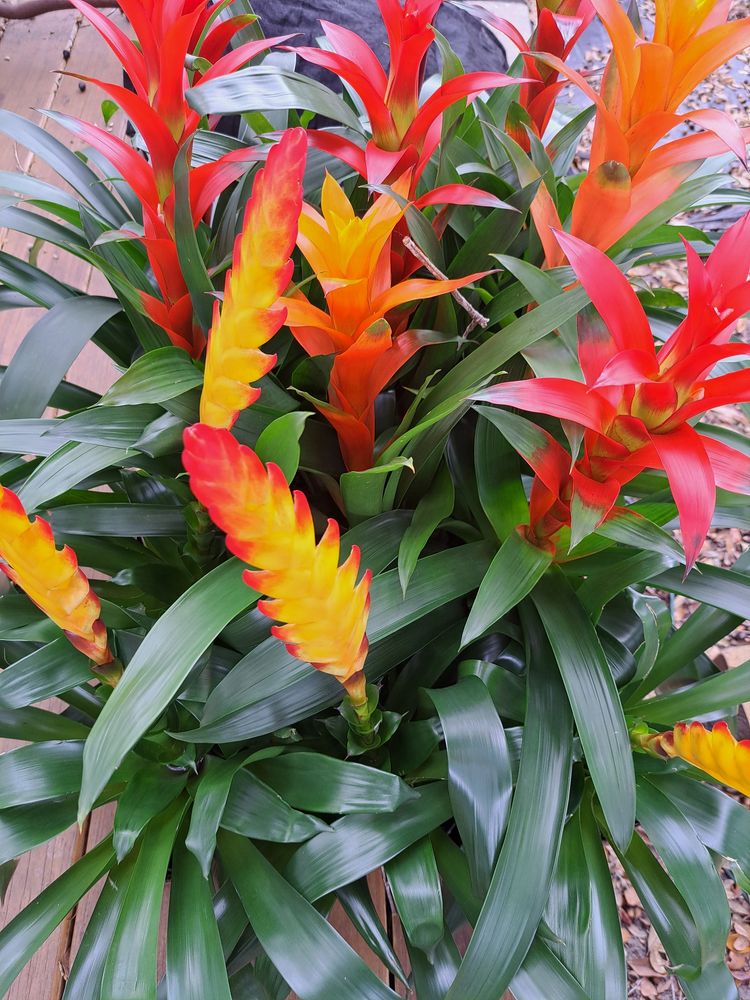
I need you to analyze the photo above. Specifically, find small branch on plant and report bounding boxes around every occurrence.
[402,235,490,335]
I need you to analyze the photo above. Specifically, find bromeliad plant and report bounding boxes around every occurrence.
[3,0,750,998]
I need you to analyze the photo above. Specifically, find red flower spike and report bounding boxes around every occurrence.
[474,213,750,566]
[182,425,372,703]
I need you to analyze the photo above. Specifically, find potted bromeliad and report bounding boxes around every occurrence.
[2,0,750,996]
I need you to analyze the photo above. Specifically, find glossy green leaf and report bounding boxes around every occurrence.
[218,832,399,1000]
[255,411,311,481]
[18,441,131,512]
[630,657,750,724]
[0,297,120,419]
[221,769,328,843]
[113,766,188,861]
[461,530,551,648]
[532,571,635,851]
[509,940,591,1000]
[100,348,203,406]
[474,408,528,541]
[385,837,443,955]
[79,559,253,821]
[63,849,139,1000]
[101,800,185,1000]
[0,705,90,741]
[252,752,417,814]
[428,677,512,894]
[166,843,232,1000]
[285,782,451,902]
[49,504,186,537]
[337,880,409,987]
[545,791,627,1000]
[0,638,92,708]
[637,779,730,966]
[443,604,573,1000]
[0,740,83,808]
[398,463,454,595]
[650,562,750,619]
[187,65,363,131]
[185,755,244,879]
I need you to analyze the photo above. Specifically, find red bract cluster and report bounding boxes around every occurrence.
[66,0,286,354]
[297,0,516,199]
[475,213,750,570]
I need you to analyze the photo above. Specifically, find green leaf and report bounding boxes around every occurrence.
[594,507,684,563]
[101,800,186,1000]
[462,530,551,649]
[0,836,115,998]
[0,798,78,866]
[532,571,636,851]
[428,677,512,894]
[474,408,528,541]
[49,504,186,537]
[17,441,131,512]
[398,463,454,595]
[255,411,311,481]
[385,837,443,955]
[650,772,750,881]
[630,657,750,724]
[78,560,253,821]
[100,348,203,406]
[0,740,83,807]
[187,66,363,131]
[0,638,92,708]
[113,766,188,861]
[285,782,451,902]
[185,755,244,879]
[426,286,589,411]
[219,831,399,1000]
[173,145,214,332]
[0,297,120,419]
[650,562,750,619]
[637,779,730,967]
[63,849,139,1000]
[252,752,417,814]
[166,843,232,1000]
[221,769,328,843]
[443,603,573,1000]
[337,880,409,987]
[545,792,627,999]
[0,705,90,741]
[509,940,591,1000]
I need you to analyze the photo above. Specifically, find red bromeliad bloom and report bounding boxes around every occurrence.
[295,0,517,197]
[279,173,486,471]
[466,0,594,151]
[534,0,750,264]
[474,214,750,569]
[65,0,288,354]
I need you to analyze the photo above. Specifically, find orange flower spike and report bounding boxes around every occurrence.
[182,424,372,705]
[658,721,750,798]
[200,129,308,429]
[0,485,113,667]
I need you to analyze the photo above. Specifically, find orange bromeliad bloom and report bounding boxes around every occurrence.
[280,173,486,470]
[651,721,750,799]
[200,129,308,429]
[535,0,750,264]
[182,424,372,705]
[0,485,112,667]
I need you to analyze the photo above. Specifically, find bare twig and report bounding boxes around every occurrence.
[402,235,490,335]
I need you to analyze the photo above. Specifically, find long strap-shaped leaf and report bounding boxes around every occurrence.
[532,569,636,851]
[78,559,253,820]
[444,602,573,1000]
[218,831,400,1000]
[0,836,115,997]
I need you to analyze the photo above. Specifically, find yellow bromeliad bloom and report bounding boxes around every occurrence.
[0,484,112,666]
[656,721,750,798]
[182,423,372,705]
[200,128,307,429]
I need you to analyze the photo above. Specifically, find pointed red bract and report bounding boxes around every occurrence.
[474,212,750,566]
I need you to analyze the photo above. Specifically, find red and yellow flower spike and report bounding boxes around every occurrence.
[200,129,308,429]
[652,721,750,799]
[0,484,113,669]
[182,423,372,706]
